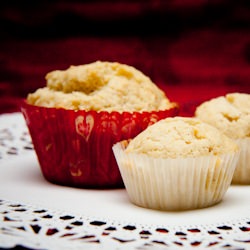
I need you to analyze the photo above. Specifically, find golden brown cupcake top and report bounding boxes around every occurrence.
[125,117,238,158]
[195,93,250,139]
[27,61,176,112]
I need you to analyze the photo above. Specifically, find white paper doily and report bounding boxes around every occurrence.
[0,112,250,250]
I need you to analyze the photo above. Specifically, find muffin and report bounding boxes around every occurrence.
[112,117,239,210]
[21,61,179,188]
[195,93,250,184]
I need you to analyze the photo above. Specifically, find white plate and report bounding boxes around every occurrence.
[1,152,250,228]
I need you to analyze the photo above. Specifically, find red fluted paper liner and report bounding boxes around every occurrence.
[20,100,179,188]
[231,138,250,185]
[112,141,240,210]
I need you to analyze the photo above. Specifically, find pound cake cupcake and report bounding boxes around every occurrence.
[195,93,250,184]
[113,117,239,210]
[21,61,178,188]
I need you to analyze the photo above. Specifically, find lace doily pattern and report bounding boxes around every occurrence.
[0,199,250,250]
[0,113,33,161]
[0,113,250,249]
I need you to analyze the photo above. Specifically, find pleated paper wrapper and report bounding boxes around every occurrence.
[231,138,250,185]
[113,141,239,210]
[20,101,179,188]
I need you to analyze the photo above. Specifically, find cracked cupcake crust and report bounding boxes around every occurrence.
[27,61,176,112]
[125,117,238,158]
[195,93,250,139]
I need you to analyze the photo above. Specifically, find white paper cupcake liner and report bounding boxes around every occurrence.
[231,138,250,185]
[113,141,240,211]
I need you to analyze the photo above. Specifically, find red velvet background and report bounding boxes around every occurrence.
[1,0,250,116]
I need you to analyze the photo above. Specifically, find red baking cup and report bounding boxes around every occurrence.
[20,100,179,188]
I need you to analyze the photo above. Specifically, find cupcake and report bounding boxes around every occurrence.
[21,61,179,188]
[195,93,250,184]
[113,117,239,210]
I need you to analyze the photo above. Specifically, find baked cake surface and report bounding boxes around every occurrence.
[27,61,176,112]
[195,93,250,139]
[126,117,238,158]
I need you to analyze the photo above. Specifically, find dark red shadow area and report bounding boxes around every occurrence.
[1,0,249,116]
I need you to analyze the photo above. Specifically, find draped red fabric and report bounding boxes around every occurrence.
[1,0,250,116]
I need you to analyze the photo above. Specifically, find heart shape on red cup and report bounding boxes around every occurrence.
[75,114,95,141]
